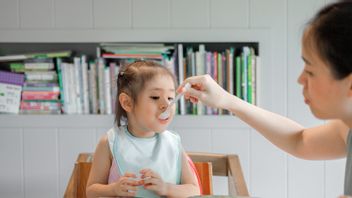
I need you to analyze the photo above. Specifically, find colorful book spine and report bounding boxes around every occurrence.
[0,71,25,86]
[74,57,83,114]
[236,56,241,99]
[0,83,23,114]
[22,91,60,100]
[104,68,112,114]
[177,44,185,115]
[56,58,64,113]
[81,56,90,114]
[247,51,253,104]
[88,62,98,114]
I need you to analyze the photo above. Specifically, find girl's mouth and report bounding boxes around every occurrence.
[158,116,169,122]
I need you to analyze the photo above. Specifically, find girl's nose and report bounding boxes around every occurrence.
[160,98,169,110]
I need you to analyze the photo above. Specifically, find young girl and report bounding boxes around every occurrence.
[86,61,200,198]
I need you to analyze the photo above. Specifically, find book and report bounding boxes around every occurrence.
[97,58,106,114]
[104,67,112,114]
[88,62,98,114]
[21,91,60,100]
[0,71,25,86]
[236,56,241,99]
[24,58,55,70]
[20,100,61,111]
[25,71,58,81]
[9,63,25,73]
[0,51,71,62]
[102,53,163,60]
[0,83,23,114]
[81,56,90,114]
[22,85,60,92]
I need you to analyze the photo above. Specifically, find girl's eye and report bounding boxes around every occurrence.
[168,97,174,101]
[150,96,159,100]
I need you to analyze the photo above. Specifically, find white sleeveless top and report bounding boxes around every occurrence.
[107,125,182,198]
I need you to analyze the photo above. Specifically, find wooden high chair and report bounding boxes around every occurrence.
[64,152,249,197]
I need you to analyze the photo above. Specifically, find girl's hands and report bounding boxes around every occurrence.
[110,172,142,197]
[178,74,232,109]
[140,168,168,196]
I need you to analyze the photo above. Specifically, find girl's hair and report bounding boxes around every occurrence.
[307,0,352,79]
[115,60,177,127]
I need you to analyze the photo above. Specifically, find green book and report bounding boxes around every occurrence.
[217,53,222,88]
[56,58,64,111]
[10,63,25,73]
[236,56,241,99]
[247,53,253,104]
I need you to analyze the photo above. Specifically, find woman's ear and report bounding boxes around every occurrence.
[119,93,133,112]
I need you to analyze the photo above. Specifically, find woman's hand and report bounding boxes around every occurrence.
[110,172,141,197]
[178,74,232,109]
[140,168,168,196]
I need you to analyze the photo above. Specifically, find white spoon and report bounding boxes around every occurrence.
[159,83,191,120]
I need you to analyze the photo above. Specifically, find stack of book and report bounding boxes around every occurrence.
[0,50,71,114]
[58,56,119,115]
[20,58,61,114]
[180,45,259,115]
[100,43,174,62]
[0,71,25,114]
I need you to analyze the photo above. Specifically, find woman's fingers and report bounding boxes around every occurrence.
[186,87,204,100]
[178,75,206,93]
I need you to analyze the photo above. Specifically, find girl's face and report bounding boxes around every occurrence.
[127,74,176,137]
[297,29,352,120]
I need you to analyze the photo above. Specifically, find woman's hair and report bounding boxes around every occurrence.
[115,60,177,127]
[307,0,352,79]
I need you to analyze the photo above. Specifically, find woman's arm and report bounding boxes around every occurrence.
[226,94,349,160]
[181,74,350,160]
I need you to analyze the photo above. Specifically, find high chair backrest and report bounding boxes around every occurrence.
[188,152,249,196]
[64,152,249,197]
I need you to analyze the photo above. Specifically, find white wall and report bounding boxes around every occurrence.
[0,0,345,198]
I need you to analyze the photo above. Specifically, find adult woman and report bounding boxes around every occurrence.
[179,1,352,197]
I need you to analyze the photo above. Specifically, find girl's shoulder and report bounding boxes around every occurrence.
[95,132,113,161]
[163,129,180,137]
[161,130,182,145]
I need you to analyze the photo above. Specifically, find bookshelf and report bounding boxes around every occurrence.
[0,42,259,116]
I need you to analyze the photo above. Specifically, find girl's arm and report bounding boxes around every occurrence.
[86,135,116,197]
[86,135,139,197]
[165,151,201,198]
